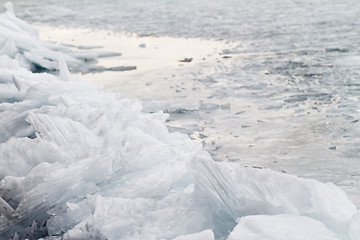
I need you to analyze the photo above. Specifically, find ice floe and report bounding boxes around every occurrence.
[0,3,359,240]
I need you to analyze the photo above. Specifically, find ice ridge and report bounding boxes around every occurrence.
[0,3,359,240]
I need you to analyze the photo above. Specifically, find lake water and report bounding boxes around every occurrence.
[4,0,360,206]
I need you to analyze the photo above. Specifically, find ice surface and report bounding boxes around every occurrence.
[171,230,214,240]
[14,0,360,207]
[0,3,360,240]
[227,214,340,240]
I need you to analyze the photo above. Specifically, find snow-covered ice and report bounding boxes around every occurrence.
[0,2,360,240]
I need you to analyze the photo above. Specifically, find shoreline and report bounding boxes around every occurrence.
[36,24,233,100]
[1,5,360,238]
[35,24,360,208]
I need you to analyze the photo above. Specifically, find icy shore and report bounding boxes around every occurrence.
[0,4,359,240]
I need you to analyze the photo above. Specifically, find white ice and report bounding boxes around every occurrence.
[0,3,359,240]
[0,2,121,74]
[227,214,340,240]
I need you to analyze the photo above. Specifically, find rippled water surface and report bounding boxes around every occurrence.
[3,0,360,205]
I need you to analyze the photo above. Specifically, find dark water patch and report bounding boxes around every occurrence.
[167,126,193,135]
[344,83,360,87]
[82,65,136,74]
[235,111,245,115]
[325,47,349,53]
[300,73,323,78]
[77,45,103,50]
[31,63,51,73]
[199,133,208,139]
[238,84,265,90]
[197,76,218,84]
[284,93,329,103]
[259,104,283,110]
[164,108,196,114]
[179,58,193,63]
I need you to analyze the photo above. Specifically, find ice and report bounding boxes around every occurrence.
[0,6,77,72]
[0,3,359,240]
[57,53,71,81]
[171,230,214,240]
[0,2,120,73]
[193,156,359,238]
[0,38,17,57]
[227,214,340,240]
[0,196,14,220]
[141,99,200,113]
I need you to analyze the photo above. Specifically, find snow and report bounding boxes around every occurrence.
[0,2,359,240]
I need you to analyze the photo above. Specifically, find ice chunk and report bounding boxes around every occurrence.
[0,38,17,57]
[0,5,115,73]
[0,138,47,178]
[2,2,38,38]
[0,196,14,220]
[192,154,358,238]
[25,113,103,160]
[0,55,20,70]
[4,2,14,15]
[349,211,360,240]
[58,53,72,81]
[227,214,340,240]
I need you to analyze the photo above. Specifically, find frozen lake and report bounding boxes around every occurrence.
[3,0,360,207]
